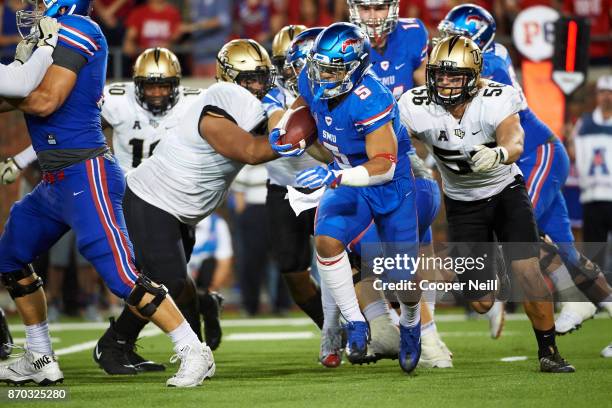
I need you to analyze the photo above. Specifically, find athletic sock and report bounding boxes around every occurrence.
[422,288,436,316]
[168,320,200,352]
[316,251,365,323]
[113,307,148,342]
[363,299,389,322]
[321,281,341,330]
[296,290,325,329]
[25,321,53,355]
[421,320,437,336]
[533,326,557,358]
[399,303,420,328]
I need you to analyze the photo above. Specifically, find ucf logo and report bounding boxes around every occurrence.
[438,130,448,141]
[133,121,141,130]
[454,129,465,139]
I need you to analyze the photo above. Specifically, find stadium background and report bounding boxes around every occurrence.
[0,0,610,316]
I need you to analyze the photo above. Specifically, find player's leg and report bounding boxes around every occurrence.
[314,186,373,363]
[494,175,574,373]
[0,184,69,385]
[266,184,323,328]
[351,223,400,363]
[372,176,421,373]
[73,156,213,386]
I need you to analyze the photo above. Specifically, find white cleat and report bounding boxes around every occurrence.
[601,342,612,358]
[166,342,215,387]
[0,349,63,385]
[486,301,505,339]
[369,314,399,360]
[418,331,453,368]
[555,302,597,335]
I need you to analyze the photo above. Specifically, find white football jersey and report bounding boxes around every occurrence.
[263,85,322,188]
[127,82,266,225]
[398,80,523,201]
[102,83,203,173]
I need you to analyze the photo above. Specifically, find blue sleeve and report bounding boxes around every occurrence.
[410,19,428,69]
[262,87,284,116]
[297,69,313,105]
[57,16,102,61]
[351,76,396,136]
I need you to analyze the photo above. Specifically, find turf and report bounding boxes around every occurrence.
[1,313,610,408]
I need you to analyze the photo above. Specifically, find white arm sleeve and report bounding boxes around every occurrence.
[0,46,53,98]
[13,145,37,169]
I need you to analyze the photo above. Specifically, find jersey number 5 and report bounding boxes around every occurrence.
[354,85,371,100]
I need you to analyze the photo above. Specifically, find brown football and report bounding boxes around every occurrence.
[278,105,318,149]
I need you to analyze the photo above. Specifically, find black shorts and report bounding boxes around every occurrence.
[266,182,316,274]
[123,187,195,295]
[444,175,540,298]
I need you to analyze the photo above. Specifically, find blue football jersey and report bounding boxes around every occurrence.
[27,14,107,152]
[298,70,411,178]
[482,43,551,153]
[370,18,428,100]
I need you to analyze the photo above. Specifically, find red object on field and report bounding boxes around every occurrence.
[278,106,318,150]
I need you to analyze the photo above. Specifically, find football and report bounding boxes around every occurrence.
[278,105,318,149]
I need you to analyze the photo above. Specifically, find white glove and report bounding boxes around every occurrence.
[36,17,60,49]
[14,38,37,64]
[0,157,21,185]
[471,144,508,172]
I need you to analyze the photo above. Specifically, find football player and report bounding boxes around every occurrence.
[263,26,327,332]
[0,0,214,387]
[271,23,422,374]
[90,38,281,380]
[348,0,453,368]
[398,35,574,373]
[438,3,612,335]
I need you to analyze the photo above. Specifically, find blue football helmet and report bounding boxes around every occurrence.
[306,22,371,100]
[284,27,324,97]
[17,0,92,39]
[438,4,496,52]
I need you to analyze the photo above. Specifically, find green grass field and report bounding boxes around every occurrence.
[2,312,611,408]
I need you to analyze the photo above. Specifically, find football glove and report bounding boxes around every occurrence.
[471,144,508,172]
[14,38,37,64]
[36,17,60,50]
[269,128,305,157]
[0,157,21,185]
[296,165,341,189]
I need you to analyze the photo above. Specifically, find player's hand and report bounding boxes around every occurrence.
[471,144,508,172]
[269,128,304,157]
[36,17,60,50]
[0,157,21,185]
[296,166,341,189]
[14,38,37,64]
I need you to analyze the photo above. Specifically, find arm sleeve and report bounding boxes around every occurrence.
[0,46,53,98]
[13,145,37,168]
[56,21,102,61]
[412,20,429,66]
[203,82,266,132]
[214,218,233,259]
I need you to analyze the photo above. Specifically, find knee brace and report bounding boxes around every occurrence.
[567,253,602,291]
[539,236,559,272]
[126,274,168,318]
[0,265,43,299]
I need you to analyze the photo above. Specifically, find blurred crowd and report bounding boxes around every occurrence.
[1,0,609,75]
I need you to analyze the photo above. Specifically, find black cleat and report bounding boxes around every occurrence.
[200,291,224,351]
[0,308,13,360]
[539,347,575,373]
[93,317,150,375]
[126,342,165,372]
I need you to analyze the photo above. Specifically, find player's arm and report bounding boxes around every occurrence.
[200,113,277,165]
[0,18,59,101]
[412,58,427,86]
